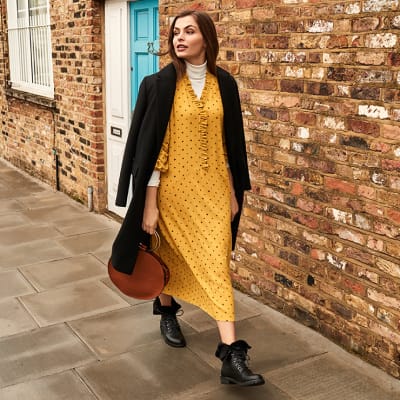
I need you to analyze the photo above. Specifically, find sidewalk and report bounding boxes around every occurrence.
[0,157,399,400]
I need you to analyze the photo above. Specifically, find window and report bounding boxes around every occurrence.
[7,0,53,98]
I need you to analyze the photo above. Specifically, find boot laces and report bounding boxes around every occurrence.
[162,314,181,333]
[231,351,252,374]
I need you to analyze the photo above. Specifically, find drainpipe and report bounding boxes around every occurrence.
[52,148,60,191]
[87,186,94,212]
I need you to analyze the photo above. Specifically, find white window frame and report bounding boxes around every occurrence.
[7,0,54,98]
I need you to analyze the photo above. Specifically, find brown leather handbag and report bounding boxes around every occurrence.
[108,232,169,300]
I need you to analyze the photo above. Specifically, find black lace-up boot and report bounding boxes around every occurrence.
[153,297,186,348]
[215,340,265,386]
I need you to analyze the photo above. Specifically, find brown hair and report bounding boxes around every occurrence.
[167,10,219,80]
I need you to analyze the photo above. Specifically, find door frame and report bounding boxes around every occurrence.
[104,0,159,217]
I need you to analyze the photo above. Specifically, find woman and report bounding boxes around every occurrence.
[111,10,264,387]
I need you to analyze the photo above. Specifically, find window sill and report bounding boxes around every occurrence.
[6,88,56,109]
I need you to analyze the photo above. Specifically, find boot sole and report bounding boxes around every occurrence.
[220,376,265,386]
[161,333,186,348]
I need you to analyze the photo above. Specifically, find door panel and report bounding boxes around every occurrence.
[105,0,158,217]
[130,0,159,107]
[105,1,129,216]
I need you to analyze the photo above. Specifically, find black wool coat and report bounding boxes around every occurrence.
[110,63,251,274]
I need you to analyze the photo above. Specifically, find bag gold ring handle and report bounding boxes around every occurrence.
[148,230,161,252]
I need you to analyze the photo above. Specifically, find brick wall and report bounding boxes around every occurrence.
[160,0,400,377]
[0,0,106,210]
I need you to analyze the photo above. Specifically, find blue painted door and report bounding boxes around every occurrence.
[130,0,159,108]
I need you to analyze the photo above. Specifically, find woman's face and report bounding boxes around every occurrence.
[172,15,206,65]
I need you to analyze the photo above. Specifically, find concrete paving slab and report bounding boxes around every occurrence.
[0,239,72,270]
[20,254,107,291]
[0,270,34,299]
[69,302,196,359]
[0,324,96,388]
[179,294,261,333]
[187,315,323,372]
[0,189,31,200]
[0,370,96,400]
[21,204,89,224]
[15,191,73,210]
[78,342,216,400]
[0,224,62,247]
[101,277,151,305]
[20,281,129,326]
[266,353,400,400]
[0,298,38,338]
[173,379,295,400]
[57,229,118,256]
[0,180,44,199]
[0,169,44,190]
[0,200,23,215]
[54,214,119,236]
[0,213,31,230]
[92,249,111,265]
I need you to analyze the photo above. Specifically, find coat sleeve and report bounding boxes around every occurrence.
[224,74,251,193]
[115,77,149,207]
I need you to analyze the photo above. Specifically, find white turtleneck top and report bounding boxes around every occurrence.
[185,60,207,99]
[147,61,210,187]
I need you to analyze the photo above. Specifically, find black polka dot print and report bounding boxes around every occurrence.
[155,73,234,321]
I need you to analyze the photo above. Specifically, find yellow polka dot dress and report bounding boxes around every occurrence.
[155,72,234,321]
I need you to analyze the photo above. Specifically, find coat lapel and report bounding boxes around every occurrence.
[156,64,176,145]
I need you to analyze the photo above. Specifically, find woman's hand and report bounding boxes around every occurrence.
[142,206,159,234]
[142,186,159,235]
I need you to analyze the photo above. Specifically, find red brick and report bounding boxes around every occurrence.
[275,6,300,17]
[306,82,334,96]
[265,36,290,49]
[347,118,380,136]
[382,159,400,172]
[381,124,400,140]
[291,182,304,195]
[352,17,380,33]
[342,278,367,296]
[280,79,304,93]
[324,177,356,194]
[358,185,376,200]
[260,252,282,268]
[293,213,320,229]
[236,0,258,8]
[291,111,317,126]
[387,209,400,225]
[388,52,400,67]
